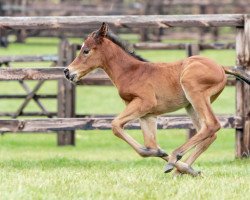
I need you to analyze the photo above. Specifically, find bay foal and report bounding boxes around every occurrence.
[64,23,250,176]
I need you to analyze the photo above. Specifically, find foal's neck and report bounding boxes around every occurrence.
[101,39,144,87]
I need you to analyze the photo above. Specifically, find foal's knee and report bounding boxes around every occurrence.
[111,119,123,137]
[204,120,221,135]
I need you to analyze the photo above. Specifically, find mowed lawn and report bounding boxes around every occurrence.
[0,37,250,200]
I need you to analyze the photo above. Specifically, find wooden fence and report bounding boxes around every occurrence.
[0,41,237,117]
[0,14,249,157]
[1,1,249,42]
[0,15,244,29]
[0,54,58,118]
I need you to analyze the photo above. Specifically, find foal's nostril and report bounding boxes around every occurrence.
[64,68,69,75]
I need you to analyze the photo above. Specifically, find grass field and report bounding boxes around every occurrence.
[0,37,249,200]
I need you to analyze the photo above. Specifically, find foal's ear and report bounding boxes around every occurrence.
[96,22,109,38]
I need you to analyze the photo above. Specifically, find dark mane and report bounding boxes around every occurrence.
[105,31,148,62]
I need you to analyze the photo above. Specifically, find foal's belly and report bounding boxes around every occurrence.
[155,98,189,115]
[151,88,189,115]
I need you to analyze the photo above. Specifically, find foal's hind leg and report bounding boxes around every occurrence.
[172,105,201,175]
[167,105,203,174]
[184,134,217,166]
[165,84,222,173]
[166,95,220,166]
[174,105,216,175]
[174,93,223,175]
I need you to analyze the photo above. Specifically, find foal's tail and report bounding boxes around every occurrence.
[223,66,250,85]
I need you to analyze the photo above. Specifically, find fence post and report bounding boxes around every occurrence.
[186,43,200,57]
[235,14,250,157]
[57,39,76,146]
[199,4,207,43]
[140,0,150,41]
[185,44,200,139]
[0,1,8,48]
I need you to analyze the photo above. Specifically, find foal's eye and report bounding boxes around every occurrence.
[83,48,90,55]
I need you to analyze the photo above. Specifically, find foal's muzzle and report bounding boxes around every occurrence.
[64,68,77,82]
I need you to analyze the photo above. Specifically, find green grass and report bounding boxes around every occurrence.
[0,37,249,200]
[1,131,249,200]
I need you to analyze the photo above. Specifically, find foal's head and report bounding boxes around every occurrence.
[64,23,109,82]
[64,22,147,83]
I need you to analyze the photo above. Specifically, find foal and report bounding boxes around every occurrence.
[64,23,250,176]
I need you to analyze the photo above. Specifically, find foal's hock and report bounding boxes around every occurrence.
[64,23,250,176]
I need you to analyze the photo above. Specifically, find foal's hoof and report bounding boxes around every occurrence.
[157,149,168,157]
[172,167,201,177]
[173,168,201,177]
[184,167,202,177]
[164,163,175,173]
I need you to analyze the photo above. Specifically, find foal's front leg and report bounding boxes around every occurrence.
[111,98,164,157]
[140,116,168,157]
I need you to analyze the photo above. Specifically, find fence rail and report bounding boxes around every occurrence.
[0,67,238,86]
[0,67,64,80]
[0,115,241,133]
[133,42,236,50]
[0,14,244,30]
[0,55,58,63]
